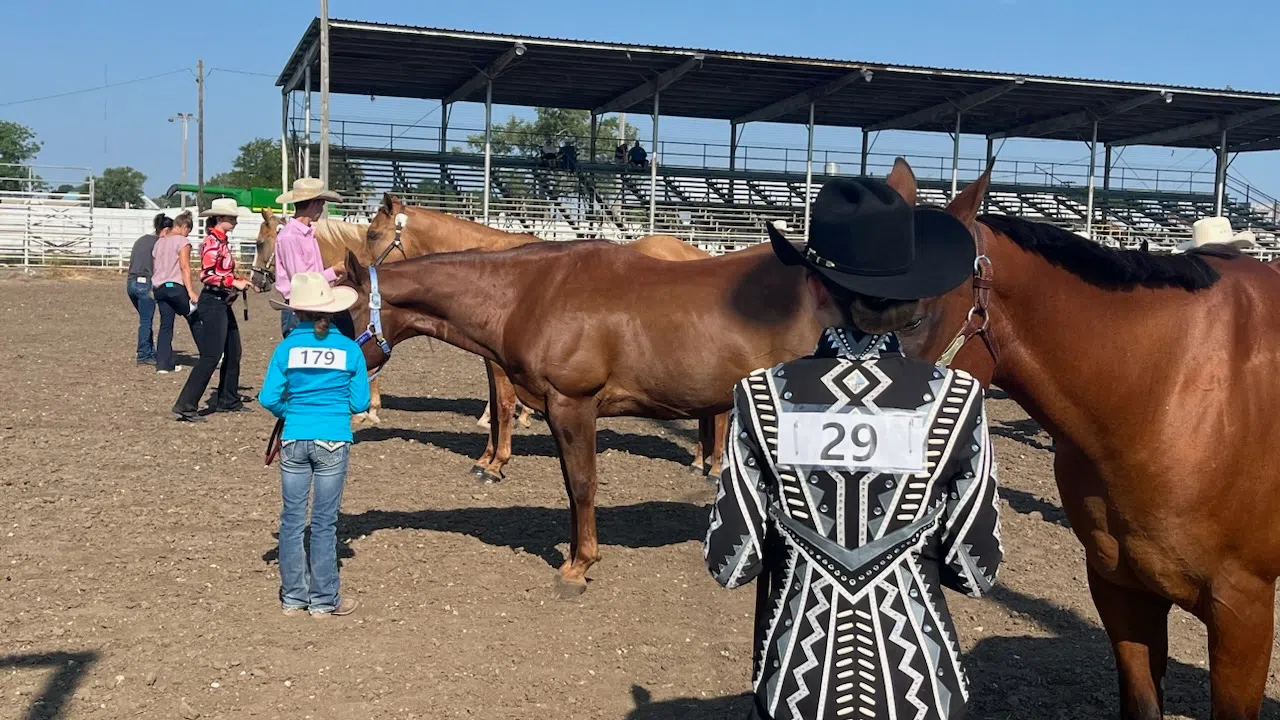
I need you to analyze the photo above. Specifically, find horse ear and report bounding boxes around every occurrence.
[261,208,274,222]
[946,159,993,226]
[381,192,400,216]
[344,248,369,291]
[885,157,918,206]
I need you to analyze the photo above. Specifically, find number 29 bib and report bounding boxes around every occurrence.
[776,409,929,473]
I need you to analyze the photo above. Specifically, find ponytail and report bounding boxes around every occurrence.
[153,213,175,235]
[295,310,331,339]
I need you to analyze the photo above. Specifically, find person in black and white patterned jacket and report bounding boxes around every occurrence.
[705,176,1002,720]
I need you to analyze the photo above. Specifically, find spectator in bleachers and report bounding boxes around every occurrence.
[560,140,578,171]
[541,138,558,168]
[614,142,628,164]
[628,141,649,169]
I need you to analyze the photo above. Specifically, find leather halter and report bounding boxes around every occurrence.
[354,212,408,380]
[936,221,999,371]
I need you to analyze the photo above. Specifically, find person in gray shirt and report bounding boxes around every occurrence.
[126,213,173,365]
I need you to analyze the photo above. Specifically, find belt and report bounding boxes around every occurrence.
[159,281,180,288]
[202,286,233,297]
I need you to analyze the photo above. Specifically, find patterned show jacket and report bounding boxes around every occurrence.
[705,327,1003,720]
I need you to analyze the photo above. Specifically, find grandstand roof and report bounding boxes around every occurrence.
[277,18,1280,152]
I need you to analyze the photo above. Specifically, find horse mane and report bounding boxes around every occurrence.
[978,214,1234,292]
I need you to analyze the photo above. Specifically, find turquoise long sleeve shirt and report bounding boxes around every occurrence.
[259,322,371,443]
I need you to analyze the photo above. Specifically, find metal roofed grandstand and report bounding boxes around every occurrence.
[277,17,1280,150]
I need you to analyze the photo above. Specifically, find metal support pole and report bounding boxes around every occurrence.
[439,101,450,190]
[1085,120,1098,239]
[589,113,598,163]
[1102,144,1112,221]
[482,80,493,224]
[860,130,869,176]
[983,136,994,214]
[196,59,204,211]
[304,66,312,177]
[319,0,330,187]
[280,91,289,209]
[804,103,815,235]
[649,91,660,235]
[950,113,962,200]
[1214,128,1228,216]
[729,121,738,204]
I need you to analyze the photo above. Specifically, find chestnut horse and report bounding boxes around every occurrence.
[363,197,729,481]
[897,160,1280,719]
[339,234,822,594]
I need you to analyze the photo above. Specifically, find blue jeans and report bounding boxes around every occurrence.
[278,440,350,612]
[126,277,155,362]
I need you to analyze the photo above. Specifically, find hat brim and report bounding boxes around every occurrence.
[268,286,358,314]
[766,208,976,301]
[276,190,343,205]
[199,206,253,218]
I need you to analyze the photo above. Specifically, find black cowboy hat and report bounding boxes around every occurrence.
[768,176,975,300]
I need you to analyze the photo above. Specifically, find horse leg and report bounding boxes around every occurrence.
[1204,571,1275,720]
[516,401,533,428]
[477,401,491,429]
[473,360,517,484]
[707,411,729,483]
[543,392,600,596]
[1086,566,1172,720]
[692,417,710,476]
[471,362,498,480]
[354,376,382,425]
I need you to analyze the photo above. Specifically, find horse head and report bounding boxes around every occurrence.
[250,208,281,293]
[365,192,409,265]
[889,156,998,383]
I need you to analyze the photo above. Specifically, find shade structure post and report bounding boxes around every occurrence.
[860,129,869,176]
[983,135,994,214]
[440,101,450,190]
[483,79,493,224]
[1214,127,1228,216]
[319,0,330,187]
[648,90,660,235]
[950,113,962,200]
[303,66,311,177]
[589,113,598,162]
[804,103,815,236]
[1086,120,1098,239]
[280,91,289,210]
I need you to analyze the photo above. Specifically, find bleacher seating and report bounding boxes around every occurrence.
[324,145,1280,259]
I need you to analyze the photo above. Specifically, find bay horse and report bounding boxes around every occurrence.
[898,159,1280,719]
[363,197,729,482]
[338,229,823,594]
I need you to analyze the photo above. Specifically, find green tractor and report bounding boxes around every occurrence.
[163,184,343,215]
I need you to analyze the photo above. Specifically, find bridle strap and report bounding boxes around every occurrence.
[937,221,999,370]
[372,212,409,267]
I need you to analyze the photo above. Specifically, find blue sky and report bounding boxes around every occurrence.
[4,0,1280,198]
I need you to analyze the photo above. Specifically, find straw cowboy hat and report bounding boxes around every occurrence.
[268,271,358,313]
[767,176,974,300]
[1175,216,1257,253]
[199,197,252,218]
[276,177,342,205]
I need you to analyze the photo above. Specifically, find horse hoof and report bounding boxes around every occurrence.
[705,471,722,487]
[688,463,706,475]
[554,577,588,599]
[469,464,488,477]
[475,470,503,485]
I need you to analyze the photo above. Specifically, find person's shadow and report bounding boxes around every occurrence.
[0,650,98,720]
[625,685,753,719]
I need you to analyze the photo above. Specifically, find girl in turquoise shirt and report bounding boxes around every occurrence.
[259,272,370,618]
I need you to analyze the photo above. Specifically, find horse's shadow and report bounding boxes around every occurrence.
[379,395,487,418]
[625,685,753,719]
[354,426,696,466]
[990,417,1055,453]
[998,487,1071,528]
[969,585,1280,718]
[262,501,712,571]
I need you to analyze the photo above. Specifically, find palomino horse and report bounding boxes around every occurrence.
[896,159,1280,719]
[339,232,822,594]
[363,196,728,481]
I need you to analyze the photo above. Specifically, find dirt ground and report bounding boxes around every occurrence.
[1,273,1279,720]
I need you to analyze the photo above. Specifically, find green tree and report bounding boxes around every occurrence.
[92,166,147,208]
[210,137,280,188]
[467,108,638,159]
[0,121,43,192]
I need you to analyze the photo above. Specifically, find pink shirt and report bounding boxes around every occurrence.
[274,218,336,299]
[151,233,192,286]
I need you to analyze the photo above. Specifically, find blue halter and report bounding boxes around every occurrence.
[355,265,393,379]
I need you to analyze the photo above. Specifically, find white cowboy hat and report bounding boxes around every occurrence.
[268,271,358,313]
[276,177,342,205]
[199,197,252,218]
[1175,216,1256,252]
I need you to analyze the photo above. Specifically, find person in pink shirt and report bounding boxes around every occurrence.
[274,178,345,337]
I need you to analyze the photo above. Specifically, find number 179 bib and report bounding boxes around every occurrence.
[776,409,929,473]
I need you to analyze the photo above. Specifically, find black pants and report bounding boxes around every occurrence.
[174,289,242,413]
[154,283,198,372]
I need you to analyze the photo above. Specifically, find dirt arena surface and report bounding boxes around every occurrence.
[2,271,1279,720]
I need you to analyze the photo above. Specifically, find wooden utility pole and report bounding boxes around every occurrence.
[197,59,205,211]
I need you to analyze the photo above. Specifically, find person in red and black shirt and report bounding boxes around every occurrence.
[172,199,253,422]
